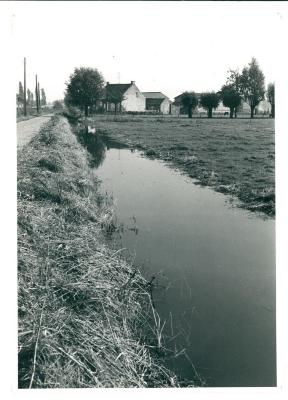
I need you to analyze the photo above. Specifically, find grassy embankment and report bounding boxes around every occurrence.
[88,115,275,216]
[17,115,41,123]
[17,107,52,122]
[18,115,180,388]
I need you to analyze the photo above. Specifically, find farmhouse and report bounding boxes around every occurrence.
[103,81,145,112]
[142,92,171,114]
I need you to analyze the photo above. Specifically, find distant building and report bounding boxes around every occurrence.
[172,93,201,115]
[142,92,171,114]
[103,81,145,112]
[255,100,271,114]
[234,100,271,115]
[211,101,230,115]
[172,92,271,116]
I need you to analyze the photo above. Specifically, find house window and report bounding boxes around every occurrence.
[136,92,139,97]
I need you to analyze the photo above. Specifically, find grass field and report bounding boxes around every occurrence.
[88,115,275,216]
[17,115,180,388]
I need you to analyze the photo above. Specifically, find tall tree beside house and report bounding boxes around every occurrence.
[41,88,47,106]
[267,83,275,118]
[238,58,265,118]
[65,67,105,117]
[180,92,198,118]
[200,92,220,118]
[220,84,242,118]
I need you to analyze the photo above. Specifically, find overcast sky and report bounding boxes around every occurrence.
[12,1,285,102]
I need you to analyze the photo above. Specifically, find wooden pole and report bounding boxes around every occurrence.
[23,57,27,116]
[35,75,39,114]
[38,82,41,112]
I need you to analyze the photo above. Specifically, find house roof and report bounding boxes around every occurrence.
[174,92,201,102]
[142,92,169,100]
[105,83,131,99]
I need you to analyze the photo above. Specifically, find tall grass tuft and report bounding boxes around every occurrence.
[17,115,180,388]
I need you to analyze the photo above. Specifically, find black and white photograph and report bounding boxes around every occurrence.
[1,0,288,398]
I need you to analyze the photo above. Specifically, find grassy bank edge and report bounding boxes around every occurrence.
[85,116,275,217]
[17,115,183,388]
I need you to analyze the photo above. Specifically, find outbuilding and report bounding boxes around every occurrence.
[142,92,171,114]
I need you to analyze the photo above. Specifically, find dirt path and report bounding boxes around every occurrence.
[17,115,53,149]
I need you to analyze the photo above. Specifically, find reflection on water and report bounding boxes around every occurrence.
[74,124,129,169]
[75,125,107,168]
[77,126,276,387]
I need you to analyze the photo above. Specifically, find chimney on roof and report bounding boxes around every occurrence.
[131,81,135,85]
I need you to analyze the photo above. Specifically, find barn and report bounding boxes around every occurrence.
[142,92,171,114]
[103,81,145,112]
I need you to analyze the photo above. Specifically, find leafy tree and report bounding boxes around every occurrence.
[200,92,220,118]
[220,84,242,118]
[27,89,33,106]
[18,81,24,103]
[226,69,241,91]
[267,83,275,118]
[180,91,198,118]
[41,88,47,106]
[53,100,64,112]
[65,67,105,117]
[238,58,265,118]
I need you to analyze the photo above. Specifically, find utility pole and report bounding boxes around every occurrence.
[38,82,41,112]
[23,57,27,116]
[35,74,39,114]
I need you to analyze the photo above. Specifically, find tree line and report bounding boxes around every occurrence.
[17,58,47,116]
[63,58,275,119]
[181,58,275,119]
[17,82,46,109]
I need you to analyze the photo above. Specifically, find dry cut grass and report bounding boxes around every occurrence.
[17,115,180,388]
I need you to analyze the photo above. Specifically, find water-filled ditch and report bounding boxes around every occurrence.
[76,124,276,387]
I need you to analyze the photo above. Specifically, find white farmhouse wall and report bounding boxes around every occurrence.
[160,98,171,114]
[215,101,230,113]
[256,100,271,113]
[122,84,145,112]
[240,101,251,112]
